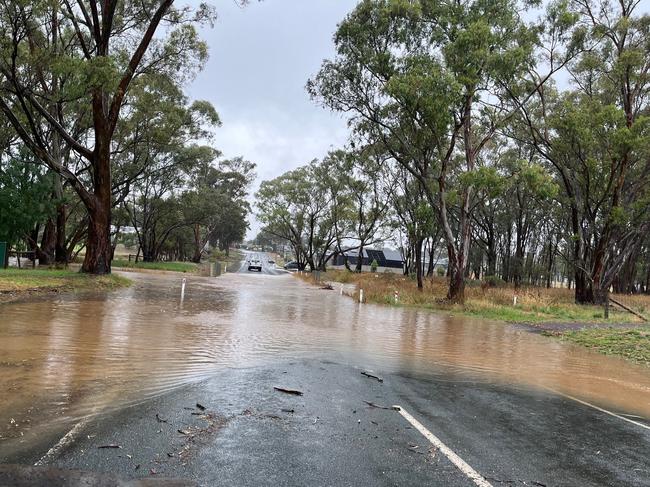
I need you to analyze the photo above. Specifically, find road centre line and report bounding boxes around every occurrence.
[394,405,493,487]
[34,418,90,466]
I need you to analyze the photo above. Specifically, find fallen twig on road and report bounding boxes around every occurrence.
[196,403,206,411]
[361,371,384,382]
[97,445,122,449]
[363,400,391,410]
[155,413,167,423]
[274,386,304,396]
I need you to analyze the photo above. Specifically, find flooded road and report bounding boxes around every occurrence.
[1,270,650,459]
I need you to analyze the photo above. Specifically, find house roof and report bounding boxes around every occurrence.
[337,248,404,263]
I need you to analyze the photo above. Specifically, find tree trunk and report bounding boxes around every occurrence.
[545,239,556,289]
[415,238,423,290]
[82,203,112,273]
[486,237,496,277]
[355,245,364,273]
[40,219,57,265]
[192,224,202,263]
[427,241,435,277]
[54,180,67,265]
[448,256,466,303]
[574,268,594,304]
[81,146,112,274]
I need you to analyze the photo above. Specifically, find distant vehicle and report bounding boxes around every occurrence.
[284,261,300,270]
[248,259,262,272]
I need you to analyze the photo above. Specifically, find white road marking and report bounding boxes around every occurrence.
[543,388,650,431]
[394,405,493,487]
[34,418,89,466]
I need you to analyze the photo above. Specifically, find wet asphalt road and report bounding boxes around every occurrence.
[237,251,287,276]
[6,360,650,486]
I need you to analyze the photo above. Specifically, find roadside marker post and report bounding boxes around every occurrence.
[180,278,187,304]
[359,289,364,303]
[394,290,399,304]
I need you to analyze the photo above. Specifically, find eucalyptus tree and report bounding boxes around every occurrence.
[256,160,342,271]
[387,164,436,288]
[184,157,256,261]
[0,0,214,273]
[0,149,55,252]
[121,79,220,263]
[509,0,650,303]
[320,148,394,272]
[310,0,553,303]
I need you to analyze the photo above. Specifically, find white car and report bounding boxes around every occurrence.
[248,259,262,272]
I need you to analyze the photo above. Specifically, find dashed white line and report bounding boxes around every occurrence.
[394,405,493,487]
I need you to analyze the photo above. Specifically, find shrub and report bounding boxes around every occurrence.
[370,259,379,272]
[483,275,507,288]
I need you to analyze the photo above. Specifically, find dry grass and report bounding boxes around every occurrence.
[298,270,650,324]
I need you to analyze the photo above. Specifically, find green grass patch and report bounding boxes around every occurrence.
[0,268,131,294]
[112,260,199,273]
[557,327,650,366]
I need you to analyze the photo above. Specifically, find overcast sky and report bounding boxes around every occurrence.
[188,1,359,238]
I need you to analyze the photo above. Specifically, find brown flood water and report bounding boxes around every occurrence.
[1,271,649,458]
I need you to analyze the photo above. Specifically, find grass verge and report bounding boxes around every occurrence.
[0,268,131,299]
[301,269,648,325]
[112,260,199,273]
[550,327,650,366]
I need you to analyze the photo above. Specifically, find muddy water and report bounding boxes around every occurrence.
[1,272,650,458]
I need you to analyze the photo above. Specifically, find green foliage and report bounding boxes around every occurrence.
[0,154,56,247]
[370,259,379,272]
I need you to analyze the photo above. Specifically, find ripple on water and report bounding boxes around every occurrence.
[1,271,650,457]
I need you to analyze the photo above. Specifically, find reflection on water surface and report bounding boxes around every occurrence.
[1,271,649,457]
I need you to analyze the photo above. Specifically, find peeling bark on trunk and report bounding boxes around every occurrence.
[82,204,112,274]
[39,218,56,265]
[81,142,112,274]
